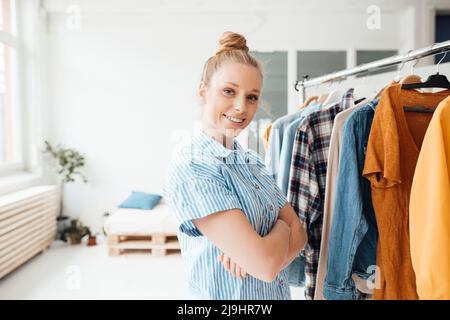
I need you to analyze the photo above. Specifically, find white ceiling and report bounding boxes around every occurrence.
[41,0,449,14]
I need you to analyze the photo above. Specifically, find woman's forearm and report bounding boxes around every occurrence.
[280,217,306,270]
[260,219,291,281]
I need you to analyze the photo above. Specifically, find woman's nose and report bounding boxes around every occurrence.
[234,97,246,112]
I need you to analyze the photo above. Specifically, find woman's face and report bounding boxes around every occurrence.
[199,62,262,140]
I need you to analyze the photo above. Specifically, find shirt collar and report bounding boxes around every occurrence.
[368,98,379,111]
[192,129,245,159]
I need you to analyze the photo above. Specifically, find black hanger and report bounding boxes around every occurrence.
[402,50,450,90]
[354,97,366,105]
[401,50,450,113]
[401,73,450,90]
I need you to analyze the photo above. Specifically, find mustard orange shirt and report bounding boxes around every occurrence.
[410,95,450,300]
[363,84,450,300]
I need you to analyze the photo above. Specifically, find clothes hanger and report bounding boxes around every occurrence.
[317,92,329,104]
[375,53,420,100]
[402,51,450,113]
[354,97,367,105]
[316,78,333,104]
[300,96,318,109]
[394,58,408,83]
[373,56,407,99]
[401,75,422,85]
[402,50,450,90]
[400,57,422,85]
[322,78,343,106]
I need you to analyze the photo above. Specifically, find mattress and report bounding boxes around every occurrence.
[103,201,179,235]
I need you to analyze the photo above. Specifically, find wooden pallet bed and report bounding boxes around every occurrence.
[103,202,181,257]
[107,232,180,256]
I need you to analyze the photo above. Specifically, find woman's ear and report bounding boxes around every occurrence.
[199,81,207,105]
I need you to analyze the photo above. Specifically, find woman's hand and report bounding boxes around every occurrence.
[219,253,247,279]
[218,219,290,280]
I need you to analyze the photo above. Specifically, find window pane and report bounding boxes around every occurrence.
[356,50,398,76]
[297,51,347,79]
[0,0,16,35]
[0,42,21,165]
[435,13,450,64]
[250,51,288,157]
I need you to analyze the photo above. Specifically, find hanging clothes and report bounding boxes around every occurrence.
[280,100,322,287]
[409,95,450,300]
[362,84,450,299]
[287,88,355,300]
[263,124,272,152]
[321,99,379,300]
[314,97,370,300]
[277,100,321,195]
[265,112,302,180]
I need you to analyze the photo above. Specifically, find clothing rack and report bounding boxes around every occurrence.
[295,40,450,103]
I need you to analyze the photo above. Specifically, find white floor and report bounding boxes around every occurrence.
[0,239,305,300]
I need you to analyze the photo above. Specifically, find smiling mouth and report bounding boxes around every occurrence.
[223,114,245,123]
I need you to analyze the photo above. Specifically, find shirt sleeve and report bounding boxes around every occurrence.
[323,113,370,300]
[362,92,401,188]
[170,177,242,237]
[264,125,282,179]
[288,127,320,225]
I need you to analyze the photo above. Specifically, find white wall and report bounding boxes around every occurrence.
[40,0,450,232]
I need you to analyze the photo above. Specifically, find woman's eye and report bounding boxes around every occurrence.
[248,95,259,102]
[223,88,234,95]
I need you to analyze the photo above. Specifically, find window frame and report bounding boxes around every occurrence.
[0,0,27,177]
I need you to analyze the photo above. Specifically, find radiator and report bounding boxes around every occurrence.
[0,185,59,279]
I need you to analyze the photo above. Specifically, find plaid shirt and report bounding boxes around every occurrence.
[287,89,354,300]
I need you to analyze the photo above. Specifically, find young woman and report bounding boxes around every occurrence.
[163,31,307,300]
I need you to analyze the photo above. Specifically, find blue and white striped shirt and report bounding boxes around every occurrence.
[163,129,291,300]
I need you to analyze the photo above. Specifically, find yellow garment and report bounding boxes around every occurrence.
[263,124,272,151]
[410,95,450,300]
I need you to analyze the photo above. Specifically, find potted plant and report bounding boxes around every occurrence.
[87,233,97,246]
[62,219,91,245]
[43,140,88,241]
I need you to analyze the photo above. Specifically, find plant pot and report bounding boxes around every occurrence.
[68,234,82,245]
[87,236,97,246]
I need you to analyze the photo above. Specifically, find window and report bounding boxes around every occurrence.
[248,51,288,157]
[435,12,450,64]
[356,50,398,76]
[297,51,347,79]
[0,0,21,173]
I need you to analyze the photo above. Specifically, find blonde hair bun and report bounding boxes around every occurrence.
[216,31,249,55]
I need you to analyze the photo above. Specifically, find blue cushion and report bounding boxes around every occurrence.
[118,191,162,210]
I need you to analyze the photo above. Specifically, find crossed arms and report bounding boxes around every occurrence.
[192,202,307,282]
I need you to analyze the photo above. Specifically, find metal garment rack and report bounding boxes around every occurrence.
[295,40,450,103]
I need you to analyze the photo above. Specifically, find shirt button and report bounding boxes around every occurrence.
[255,184,260,189]
[269,205,274,211]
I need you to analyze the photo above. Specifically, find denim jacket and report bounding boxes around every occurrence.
[323,100,379,300]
